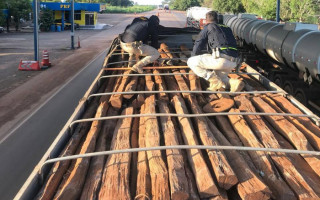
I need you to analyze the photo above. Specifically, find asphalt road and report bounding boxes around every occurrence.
[0,50,105,200]
[0,10,186,200]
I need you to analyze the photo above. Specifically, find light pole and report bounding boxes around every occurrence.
[33,0,39,61]
[71,0,75,49]
[276,0,280,22]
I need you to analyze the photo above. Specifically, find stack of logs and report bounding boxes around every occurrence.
[35,44,320,200]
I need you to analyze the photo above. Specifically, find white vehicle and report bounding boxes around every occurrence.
[0,26,4,33]
[186,7,211,29]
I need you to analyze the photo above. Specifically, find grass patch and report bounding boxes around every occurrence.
[101,6,156,14]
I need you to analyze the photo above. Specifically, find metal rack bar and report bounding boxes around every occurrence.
[87,90,283,100]
[103,66,190,70]
[40,145,320,174]
[111,51,189,56]
[98,72,260,82]
[104,58,184,66]
[69,112,318,128]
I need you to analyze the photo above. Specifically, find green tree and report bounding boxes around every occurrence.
[212,0,245,14]
[7,0,31,31]
[172,0,200,10]
[39,8,54,31]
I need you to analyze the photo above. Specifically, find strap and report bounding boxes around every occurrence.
[220,47,237,51]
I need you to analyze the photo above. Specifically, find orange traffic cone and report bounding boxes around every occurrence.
[41,50,51,69]
[78,36,81,48]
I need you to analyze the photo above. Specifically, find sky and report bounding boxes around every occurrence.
[133,0,163,5]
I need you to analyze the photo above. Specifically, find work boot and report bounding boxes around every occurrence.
[229,78,245,92]
[207,76,225,91]
[131,65,144,74]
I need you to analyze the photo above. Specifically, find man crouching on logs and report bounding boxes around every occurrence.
[120,15,160,74]
[187,11,245,92]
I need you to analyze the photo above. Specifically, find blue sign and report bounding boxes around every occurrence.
[39,2,100,12]
[1,9,9,18]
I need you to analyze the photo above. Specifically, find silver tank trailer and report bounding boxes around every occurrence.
[294,32,320,81]
[265,24,289,63]
[254,21,279,53]
[249,21,268,46]
[243,20,264,44]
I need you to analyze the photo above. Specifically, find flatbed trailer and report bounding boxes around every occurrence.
[15,30,320,200]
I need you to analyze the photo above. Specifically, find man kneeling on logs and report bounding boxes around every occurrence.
[187,11,244,92]
[120,15,160,74]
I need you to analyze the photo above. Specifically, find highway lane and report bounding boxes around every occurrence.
[0,50,106,200]
[0,10,186,200]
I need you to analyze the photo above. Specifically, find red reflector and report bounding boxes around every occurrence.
[255,60,259,64]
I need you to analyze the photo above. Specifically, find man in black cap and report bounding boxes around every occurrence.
[187,11,244,92]
[120,15,160,73]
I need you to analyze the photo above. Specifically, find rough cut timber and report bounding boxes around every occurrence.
[252,96,320,177]
[158,100,190,200]
[109,70,131,109]
[234,95,320,199]
[205,117,271,200]
[153,69,169,101]
[155,72,189,199]
[269,94,320,137]
[173,70,238,190]
[53,99,109,200]
[263,95,320,151]
[98,107,133,199]
[80,107,119,200]
[228,108,294,199]
[144,95,170,200]
[129,111,139,197]
[164,74,222,198]
[135,104,151,200]
[123,74,139,99]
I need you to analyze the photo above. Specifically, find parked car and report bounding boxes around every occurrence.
[54,19,79,30]
[158,5,163,10]
[0,26,4,33]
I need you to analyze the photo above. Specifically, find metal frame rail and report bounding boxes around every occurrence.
[39,145,320,181]
[69,112,318,129]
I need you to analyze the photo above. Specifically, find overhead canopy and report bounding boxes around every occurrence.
[40,2,100,12]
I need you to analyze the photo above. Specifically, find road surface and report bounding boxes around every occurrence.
[0,10,186,200]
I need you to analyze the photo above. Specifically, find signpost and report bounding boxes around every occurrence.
[276,0,280,22]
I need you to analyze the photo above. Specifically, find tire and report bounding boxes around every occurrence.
[294,88,308,106]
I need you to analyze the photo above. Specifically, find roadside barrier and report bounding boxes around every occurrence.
[18,60,40,71]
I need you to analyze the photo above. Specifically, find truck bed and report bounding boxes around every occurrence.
[15,32,320,200]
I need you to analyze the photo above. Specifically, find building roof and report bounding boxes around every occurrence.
[40,2,100,12]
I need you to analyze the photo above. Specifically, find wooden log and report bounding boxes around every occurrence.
[228,108,295,199]
[153,69,169,101]
[54,101,109,200]
[205,117,271,200]
[36,98,99,200]
[189,73,207,106]
[158,100,189,200]
[272,128,320,196]
[268,94,320,137]
[144,95,170,200]
[171,95,222,198]
[36,78,111,200]
[132,77,145,109]
[109,70,131,109]
[130,111,140,198]
[251,96,320,177]
[170,112,200,200]
[235,95,320,199]
[80,107,119,200]
[214,116,258,171]
[264,95,320,150]
[188,95,238,190]
[172,69,238,190]
[98,107,134,199]
[135,104,152,200]
[228,108,294,199]
[123,75,139,99]
[203,98,235,113]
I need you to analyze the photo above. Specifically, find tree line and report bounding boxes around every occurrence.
[167,0,320,23]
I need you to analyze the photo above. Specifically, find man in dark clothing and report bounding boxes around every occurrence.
[187,11,244,92]
[120,15,160,73]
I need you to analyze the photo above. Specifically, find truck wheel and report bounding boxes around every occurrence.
[274,74,283,88]
[294,88,308,106]
[283,80,294,94]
